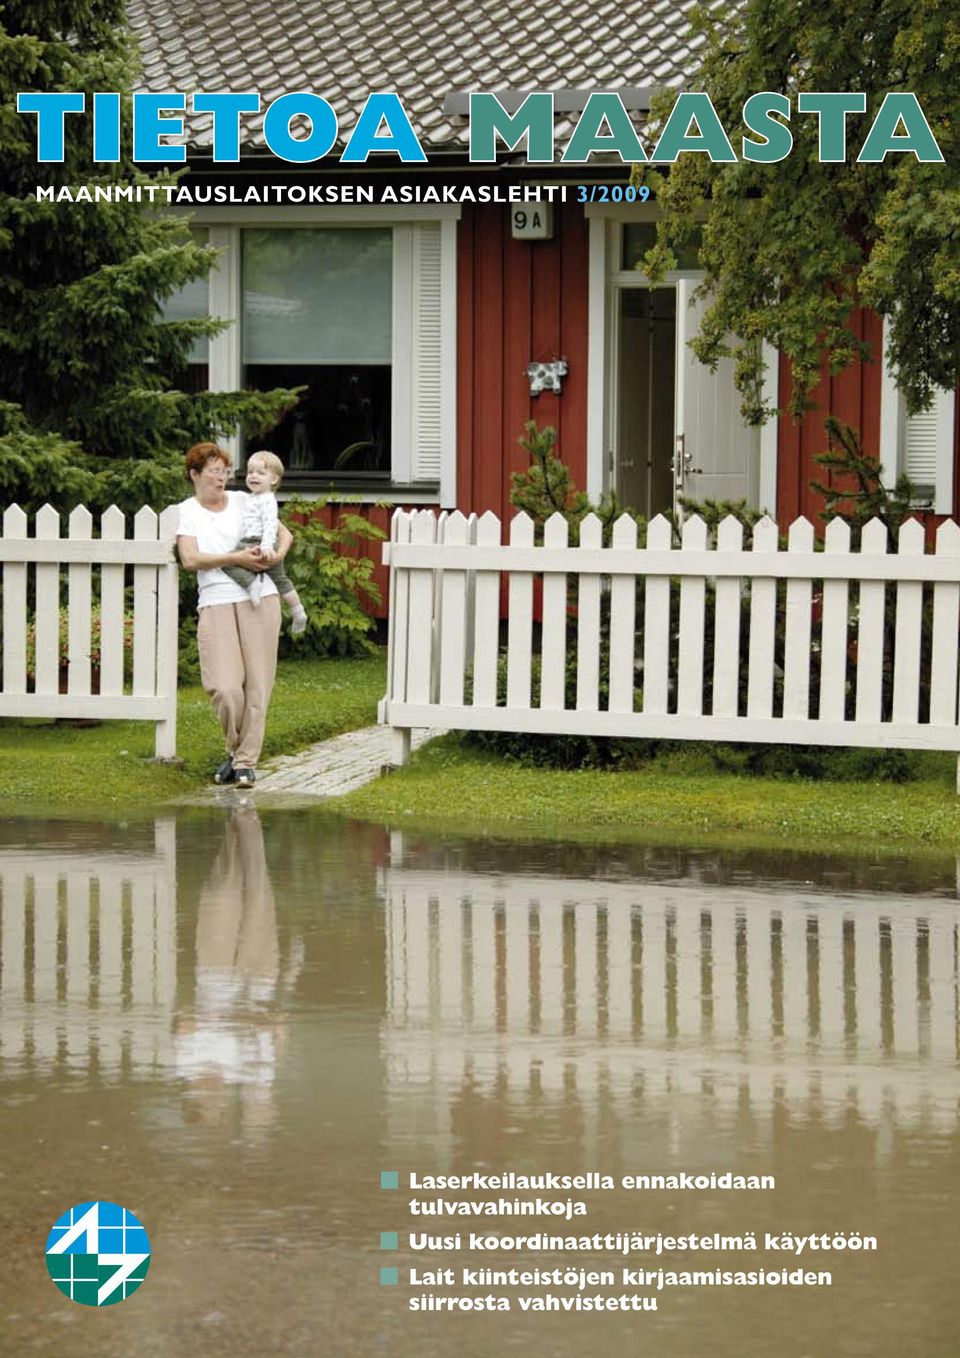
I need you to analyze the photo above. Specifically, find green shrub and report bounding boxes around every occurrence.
[511,419,640,544]
[24,605,133,684]
[177,614,201,685]
[652,741,923,782]
[811,417,921,546]
[278,499,384,656]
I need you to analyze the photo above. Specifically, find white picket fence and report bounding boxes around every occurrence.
[380,508,960,765]
[380,860,960,1150]
[0,504,180,757]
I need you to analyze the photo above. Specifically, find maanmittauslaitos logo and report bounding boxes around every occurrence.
[45,1201,150,1306]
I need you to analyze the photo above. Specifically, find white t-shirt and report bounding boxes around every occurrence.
[239,491,280,552]
[177,491,279,609]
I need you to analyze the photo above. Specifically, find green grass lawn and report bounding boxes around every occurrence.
[0,653,386,812]
[334,734,960,855]
[7,654,960,857]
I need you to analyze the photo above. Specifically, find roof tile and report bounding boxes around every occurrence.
[128,0,704,152]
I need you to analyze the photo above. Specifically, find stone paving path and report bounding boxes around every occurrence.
[180,725,434,805]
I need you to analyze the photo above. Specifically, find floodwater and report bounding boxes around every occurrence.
[1,809,958,1357]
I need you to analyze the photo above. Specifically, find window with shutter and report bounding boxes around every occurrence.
[880,318,956,514]
[903,390,953,506]
[194,212,458,501]
[410,222,442,484]
[391,218,457,502]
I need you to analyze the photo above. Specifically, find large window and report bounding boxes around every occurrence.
[171,211,457,503]
[242,229,393,478]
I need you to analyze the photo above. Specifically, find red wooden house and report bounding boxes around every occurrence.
[130,0,959,608]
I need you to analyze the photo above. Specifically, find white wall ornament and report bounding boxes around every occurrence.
[526,359,568,395]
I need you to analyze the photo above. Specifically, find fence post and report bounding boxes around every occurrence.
[382,509,411,765]
[99,506,126,697]
[747,515,780,720]
[892,518,926,726]
[154,506,180,759]
[607,514,637,715]
[506,512,534,710]
[439,511,469,707]
[576,513,603,713]
[712,515,743,718]
[540,512,569,712]
[67,505,93,696]
[855,518,888,726]
[471,512,501,709]
[391,727,412,766]
[133,507,158,701]
[642,515,672,715]
[677,514,707,717]
[35,505,61,696]
[782,517,814,721]
[2,505,28,695]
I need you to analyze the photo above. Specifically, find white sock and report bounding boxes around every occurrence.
[249,575,264,607]
[290,605,307,635]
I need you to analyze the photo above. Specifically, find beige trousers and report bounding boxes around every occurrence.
[197,597,281,768]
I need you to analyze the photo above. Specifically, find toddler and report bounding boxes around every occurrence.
[223,451,308,634]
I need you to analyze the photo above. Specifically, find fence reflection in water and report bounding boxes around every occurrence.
[0,812,301,1132]
[0,820,177,1077]
[380,861,960,1151]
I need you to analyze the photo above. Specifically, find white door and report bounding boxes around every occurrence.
[674,279,760,512]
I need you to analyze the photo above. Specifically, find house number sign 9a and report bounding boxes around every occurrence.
[512,205,553,240]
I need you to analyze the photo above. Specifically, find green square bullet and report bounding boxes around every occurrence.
[380,1267,399,1286]
[380,1232,399,1250]
[380,1170,399,1190]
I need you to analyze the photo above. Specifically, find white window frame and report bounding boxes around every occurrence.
[585,205,777,512]
[187,204,460,506]
[880,316,955,514]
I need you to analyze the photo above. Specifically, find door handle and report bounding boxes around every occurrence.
[674,434,686,488]
[675,434,702,482]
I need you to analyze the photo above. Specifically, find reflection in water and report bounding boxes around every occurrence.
[0,811,303,1132]
[381,855,960,1156]
[173,808,303,1131]
[0,821,177,1077]
[0,814,958,1356]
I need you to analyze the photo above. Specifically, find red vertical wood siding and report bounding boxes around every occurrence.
[776,308,884,527]
[776,308,960,541]
[324,202,590,619]
[456,201,590,522]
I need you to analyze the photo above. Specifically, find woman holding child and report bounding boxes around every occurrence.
[176,441,305,788]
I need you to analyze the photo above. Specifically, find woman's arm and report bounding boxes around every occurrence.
[177,536,265,572]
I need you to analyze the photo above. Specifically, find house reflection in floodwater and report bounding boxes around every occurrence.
[1,815,958,1355]
[2,816,958,1155]
[379,843,960,1160]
